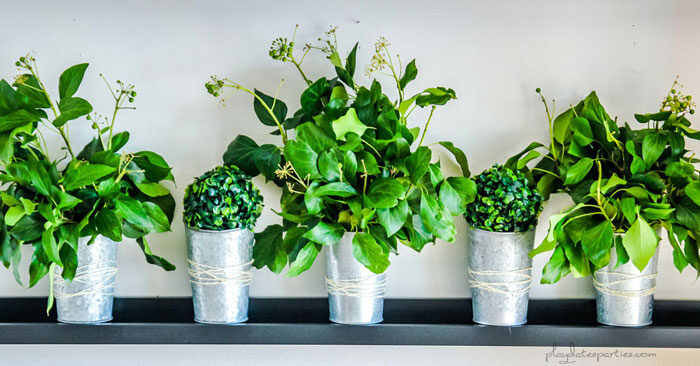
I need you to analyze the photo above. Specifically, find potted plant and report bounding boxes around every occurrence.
[206,27,475,324]
[0,55,176,323]
[183,165,263,324]
[464,164,543,326]
[519,82,700,326]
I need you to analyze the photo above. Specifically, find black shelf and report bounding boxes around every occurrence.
[0,298,699,347]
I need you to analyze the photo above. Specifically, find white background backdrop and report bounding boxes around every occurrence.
[1,0,700,302]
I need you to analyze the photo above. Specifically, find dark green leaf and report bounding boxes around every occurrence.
[110,131,129,152]
[284,140,320,180]
[223,135,260,177]
[541,246,571,284]
[115,195,152,232]
[95,208,122,242]
[253,225,286,273]
[136,237,176,271]
[642,133,666,168]
[419,192,455,242]
[62,163,115,191]
[253,89,287,127]
[53,97,93,127]
[399,59,417,90]
[287,242,319,277]
[58,63,89,99]
[377,199,409,236]
[352,232,390,274]
[438,141,470,177]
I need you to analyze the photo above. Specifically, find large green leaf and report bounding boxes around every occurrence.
[287,242,319,277]
[143,202,171,233]
[622,215,659,271]
[251,144,281,182]
[223,135,260,177]
[541,246,571,284]
[133,151,173,182]
[685,181,700,207]
[26,158,52,197]
[0,110,38,132]
[115,195,152,232]
[377,199,409,236]
[318,151,341,181]
[136,237,175,271]
[110,131,130,152]
[53,97,93,127]
[580,220,613,268]
[9,215,43,241]
[438,178,469,215]
[283,140,320,180]
[300,77,329,115]
[296,122,336,152]
[253,225,286,273]
[564,158,593,185]
[332,108,367,141]
[135,182,170,197]
[302,222,344,245]
[570,117,594,146]
[312,182,357,197]
[406,146,432,183]
[363,177,407,209]
[58,63,89,99]
[95,208,122,242]
[398,59,417,90]
[253,89,287,127]
[62,163,115,190]
[419,192,455,242]
[642,133,666,168]
[352,232,390,274]
[41,230,61,266]
[553,109,574,143]
[415,87,456,107]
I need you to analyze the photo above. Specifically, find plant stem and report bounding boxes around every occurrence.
[418,106,436,147]
[223,80,287,142]
[29,63,75,159]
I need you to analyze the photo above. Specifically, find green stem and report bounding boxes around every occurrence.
[223,81,287,142]
[29,65,75,159]
[418,106,436,147]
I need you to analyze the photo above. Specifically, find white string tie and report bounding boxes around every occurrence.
[593,271,658,297]
[187,259,253,286]
[54,261,118,299]
[326,275,387,299]
[468,266,533,295]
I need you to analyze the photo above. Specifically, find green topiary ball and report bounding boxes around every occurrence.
[183,165,263,231]
[465,164,543,232]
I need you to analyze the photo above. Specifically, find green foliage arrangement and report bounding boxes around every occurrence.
[0,55,176,309]
[465,164,543,232]
[206,27,475,276]
[183,165,263,231]
[511,80,700,284]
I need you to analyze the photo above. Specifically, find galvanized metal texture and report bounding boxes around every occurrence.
[53,236,118,324]
[594,235,659,327]
[186,226,254,324]
[467,226,535,326]
[325,232,386,325]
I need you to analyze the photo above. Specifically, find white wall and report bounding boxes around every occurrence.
[1,0,699,300]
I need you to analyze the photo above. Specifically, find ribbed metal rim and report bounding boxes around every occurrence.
[467,225,536,236]
[183,225,251,234]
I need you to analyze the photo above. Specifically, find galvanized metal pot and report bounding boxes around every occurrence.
[325,232,386,325]
[185,226,254,324]
[467,226,536,326]
[594,234,659,327]
[53,236,118,324]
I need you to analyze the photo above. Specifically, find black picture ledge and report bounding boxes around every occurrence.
[0,297,699,347]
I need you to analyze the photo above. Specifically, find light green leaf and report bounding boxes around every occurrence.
[135,182,170,197]
[62,163,115,191]
[564,158,593,185]
[622,215,659,271]
[332,108,367,141]
[303,222,344,245]
[287,242,319,277]
[352,232,390,274]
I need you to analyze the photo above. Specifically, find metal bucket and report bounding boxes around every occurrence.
[53,236,118,324]
[594,235,659,327]
[325,232,386,325]
[467,226,535,326]
[185,226,254,324]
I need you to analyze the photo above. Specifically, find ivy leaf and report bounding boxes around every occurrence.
[143,202,171,233]
[136,237,176,271]
[287,242,319,277]
[251,144,281,182]
[352,232,390,274]
[312,182,357,197]
[53,97,93,127]
[580,220,613,268]
[318,151,341,181]
[58,63,89,99]
[62,163,115,191]
[685,181,700,207]
[415,87,456,107]
[642,133,666,168]
[419,192,455,242]
[541,246,571,284]
[95,208,122,242]
[223,135,260,177]
[283,140,320,180]
[0,110,37,133]
[296,122,336,152]
[133,151,173,182]
[406,146,432,183]
[570,117,593,146]
[332,108,367,141]
[437,141,471,177]
[135,182,169,197]
[363,177,407,209]
[300,77,329,115]
[115,195,152,232]
[564,158,593,185]
[438,178,466,216]
[622,214,659,271]
[110,131,130,152]
[398,59,417,90]
[377,199,409,237]
[303,222,344,245]
[253,225,286,273]
[253,89,287,127]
